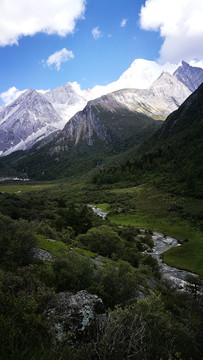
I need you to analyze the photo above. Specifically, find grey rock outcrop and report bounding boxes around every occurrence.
[31,247,55,261]
[45,290,106,341]
[43,82,86,106]
[174,61,203,92]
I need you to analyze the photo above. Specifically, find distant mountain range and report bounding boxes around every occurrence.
[0,59,202,158]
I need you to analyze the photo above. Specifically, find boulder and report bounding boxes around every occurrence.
[45,290,106,341]
[31,247,55,261]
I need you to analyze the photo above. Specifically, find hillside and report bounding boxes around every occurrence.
[92,83,203,198]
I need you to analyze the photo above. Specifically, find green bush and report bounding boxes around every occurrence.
[77,225,124,258]
[91,260,139,308]
[140,254,160,278]
[0,214,36,270]
[0,267,53,360]
[96,296,199,360]
[52,252,94,292]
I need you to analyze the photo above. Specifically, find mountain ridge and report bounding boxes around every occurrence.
[0,59,202,158]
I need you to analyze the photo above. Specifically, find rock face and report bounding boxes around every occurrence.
[90,71,191,117]
[31,247,55,261]
[49,72,191,151]
[174,61,203,92]
[0,89,63,156]
[46,290,106,341]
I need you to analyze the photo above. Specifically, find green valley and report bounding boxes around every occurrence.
[0,71,203,360]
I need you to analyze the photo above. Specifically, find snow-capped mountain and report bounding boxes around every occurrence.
[0,83,88,156]
[0,58,202,157]
[85,59,179,99]
[42,82,87,126]
[0,89,63,156]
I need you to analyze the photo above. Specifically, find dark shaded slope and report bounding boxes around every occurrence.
[93,84,203,198]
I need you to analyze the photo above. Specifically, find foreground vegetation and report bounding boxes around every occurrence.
[0,179,202,359]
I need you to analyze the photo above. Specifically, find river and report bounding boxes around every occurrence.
[89,205,200,292]
[148,231,198,291]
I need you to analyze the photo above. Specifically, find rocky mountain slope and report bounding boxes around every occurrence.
[42,82,87,125]
[0,84,87,156]
[0,89,63,156]
[174,61,203,92]
[0,59,202,157]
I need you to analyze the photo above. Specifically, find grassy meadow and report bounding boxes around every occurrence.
[0,182,56,194]
[94,185,203,278]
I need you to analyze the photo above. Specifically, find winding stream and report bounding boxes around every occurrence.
[88,205,108,219]
[149,231,196,291]
[89,205,200,292]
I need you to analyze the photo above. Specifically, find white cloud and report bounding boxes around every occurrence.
[92,27,102,39]
[189,59,203,69]
[140,0,203,63]
[0,0,86,46]
[0,87,25,104]
[46,48,74,71]
[120,18,128,27]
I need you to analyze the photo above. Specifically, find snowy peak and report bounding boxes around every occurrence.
[42,82,88,127]
[43,82,86,105]
[0,89,63,156]
[87,59,179,99]
[118,59,178,89]
[173,61,203,92]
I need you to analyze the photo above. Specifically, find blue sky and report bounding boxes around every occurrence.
[0,0,203,104]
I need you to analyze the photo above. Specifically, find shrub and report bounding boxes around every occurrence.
[77,225,124,258]
[52,253,94,292]
[0,214,36,270]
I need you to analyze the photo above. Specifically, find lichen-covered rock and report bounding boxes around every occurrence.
[45,290,106,341]
[31,247,55,261]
